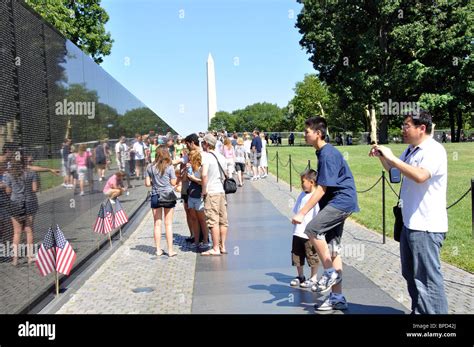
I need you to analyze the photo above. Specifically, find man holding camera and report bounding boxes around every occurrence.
[369,110,448,314]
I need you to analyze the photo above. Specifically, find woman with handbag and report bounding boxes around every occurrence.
[145,147,178,257]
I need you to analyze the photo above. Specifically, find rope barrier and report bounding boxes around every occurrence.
[271,153,471,213]
[383,177,400,199]
[290,160,308,176]
[380,176,470,210]
[278,157,290,168]
[447,187,471,210]
[356,176,382,194]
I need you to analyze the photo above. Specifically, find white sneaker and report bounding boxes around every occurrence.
[109,199,116,204]
[62,183,68,187]
[315,293,348,311]
[312,270,342,294]
[80,192,85,196]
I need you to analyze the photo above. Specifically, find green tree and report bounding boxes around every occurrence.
[390,1,473,141]
[296,0,473,142]
[118,108,171,137]
[209,111,235,131]
[210,103,286,133]
[287,74,331,131]
[27,0,113,64]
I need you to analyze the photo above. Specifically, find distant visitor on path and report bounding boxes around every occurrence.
[292,116,359,311]
[369,110,448,314]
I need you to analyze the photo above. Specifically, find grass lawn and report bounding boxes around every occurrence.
[35,159,64,191]
[267,142,474,273]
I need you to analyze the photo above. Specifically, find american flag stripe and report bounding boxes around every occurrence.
[36,246,56,276]
[114,210,128,227]
[36,228,56,277]
[104,212,114,233]
[56,243,76,275]
[93,218,102,233]
[113,200,128,228]
[53,225,76,276]
[56,244,69,271]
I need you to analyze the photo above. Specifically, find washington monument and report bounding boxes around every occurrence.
[207,53,217,127]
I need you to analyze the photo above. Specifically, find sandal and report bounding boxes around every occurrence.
[156,249,164,256]
[201,249,221,256]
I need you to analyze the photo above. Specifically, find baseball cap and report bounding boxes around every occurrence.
[203,134,217,146]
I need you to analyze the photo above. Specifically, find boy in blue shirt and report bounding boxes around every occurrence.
[292,117,359,311]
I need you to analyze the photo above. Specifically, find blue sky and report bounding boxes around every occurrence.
[100,0,314,135]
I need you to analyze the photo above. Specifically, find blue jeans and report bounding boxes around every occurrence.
[400,226,448,314]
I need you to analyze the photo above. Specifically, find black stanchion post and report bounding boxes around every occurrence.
[382,171,386,244]
[308,159,311,170]
[471,178,473,239]
[289,154,292,192]
[276,151,279,183]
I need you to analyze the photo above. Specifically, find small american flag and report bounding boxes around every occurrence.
[54,225,76,276]
[36,225,76,277]
[36,227,56,276]
[113,199,128,228]
[93,201,114,234]
[104,200,115,232]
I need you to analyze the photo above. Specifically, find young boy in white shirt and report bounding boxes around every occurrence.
[290,169,320,288]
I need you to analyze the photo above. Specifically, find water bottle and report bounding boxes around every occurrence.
[187,166,193,175]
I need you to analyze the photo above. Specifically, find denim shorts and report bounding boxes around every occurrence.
[188,196,204,211]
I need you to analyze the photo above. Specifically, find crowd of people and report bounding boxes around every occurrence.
[1,110,450,314]
[139,130,272,257]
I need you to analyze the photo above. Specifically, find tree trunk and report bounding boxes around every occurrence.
[448,107,456,142]
[379,114,389,144]
[365,105,371,142]
[456,109,463,142]
[370,107,377,144]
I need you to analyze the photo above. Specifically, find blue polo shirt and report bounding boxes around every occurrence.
[251,136,262,153]
[316,144,359,213]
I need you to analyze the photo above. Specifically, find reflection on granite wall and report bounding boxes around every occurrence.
[0,0,172,313]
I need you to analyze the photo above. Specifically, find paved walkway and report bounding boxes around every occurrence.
[43,172,474,314]
[251,174,474,314]
[191,181,407,314]
[54,202,196,314]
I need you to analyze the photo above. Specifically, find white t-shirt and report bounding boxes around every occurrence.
[400,137,448,233]
[115,142,121,155]
[202,150,226,194]
[133,141,146,160]
[293,191,320,239]
[215,140,224,155]
[243,140,252,154]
